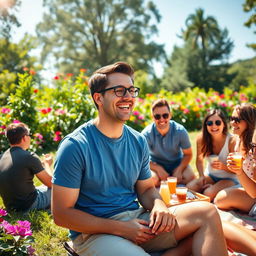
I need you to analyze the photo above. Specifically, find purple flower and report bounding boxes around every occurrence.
[27,245,36,256]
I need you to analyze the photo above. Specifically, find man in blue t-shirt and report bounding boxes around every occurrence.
[52,62,228,256]
[142,99,195,186]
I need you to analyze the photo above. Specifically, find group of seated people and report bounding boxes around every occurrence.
[0,61,255,256]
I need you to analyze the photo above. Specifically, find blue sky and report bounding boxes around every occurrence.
[15,0,255,76]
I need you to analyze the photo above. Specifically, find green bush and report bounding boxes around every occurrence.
[0,71,255,154]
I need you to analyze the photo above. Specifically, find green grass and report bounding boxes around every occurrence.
[0,131,199,255]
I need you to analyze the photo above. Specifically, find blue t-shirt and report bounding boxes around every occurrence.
[141,120,191,167]
[53,120,151,239]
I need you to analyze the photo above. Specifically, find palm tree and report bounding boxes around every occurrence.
[182,8,220,51]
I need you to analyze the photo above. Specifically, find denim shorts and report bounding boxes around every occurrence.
[28,185,51,211]
[208,173,240,185]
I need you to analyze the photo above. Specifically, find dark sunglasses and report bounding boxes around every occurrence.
[206,120,222,126]
[154,113,169,120]
[97,85,140,98]
[250,143,256,153]
[230,116,243,123]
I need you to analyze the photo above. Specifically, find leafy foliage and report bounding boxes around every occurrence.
[0,0,21,39]
[36,0,165,74]
[243,0,256,50]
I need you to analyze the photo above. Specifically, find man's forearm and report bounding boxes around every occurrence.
[53,207,129,236]
[177,154,192,172]
[137,186,163,210]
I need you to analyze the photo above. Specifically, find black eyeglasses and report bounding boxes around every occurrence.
[154,113,169,120]
[230,116,243,123]
[97,85,140,98]
[206,120,222,126]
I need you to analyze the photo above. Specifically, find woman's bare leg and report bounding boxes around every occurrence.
[222,221,256,256]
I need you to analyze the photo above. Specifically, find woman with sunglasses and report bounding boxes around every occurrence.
[187,109,238,201]
[215,103,256,217]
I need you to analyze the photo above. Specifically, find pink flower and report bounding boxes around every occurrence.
[54,131,62,141]
[1,220,33,237]
[219,102,228,107]
[55,109,66,115]
[138,115,144,120]
[34,133,43,140]
[0,125,6,129]
[0,209,7,217]
[1,108,11,114]
[12,120,20,123]
[133,111,140,116]
[196,98,201,103]
[183,108,190,114]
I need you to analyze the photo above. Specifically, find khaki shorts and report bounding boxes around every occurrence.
[73,208,177,256]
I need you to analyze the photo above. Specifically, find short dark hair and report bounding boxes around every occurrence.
[88,62,134,108]
[6,123,30,145]
[151,99,170,112]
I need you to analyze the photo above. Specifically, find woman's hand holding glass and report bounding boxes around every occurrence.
[227,152,243,175]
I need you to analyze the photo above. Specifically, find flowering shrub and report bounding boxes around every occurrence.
[0,70,255,154]
[0,209,35,255]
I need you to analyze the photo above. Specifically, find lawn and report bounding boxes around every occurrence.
[0,131,199,255]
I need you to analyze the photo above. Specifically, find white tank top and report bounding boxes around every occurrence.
[205,133,238,180]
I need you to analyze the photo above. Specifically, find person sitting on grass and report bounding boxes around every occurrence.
[52,61,228,256]
[0,122,53,212]
[215,103,256,216]
[186,109,239,201]
[141,99,195,187]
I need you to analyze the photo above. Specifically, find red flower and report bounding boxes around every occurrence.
[33,89,38,93]
[40,107,52,114]
[80,68,87,73]
[53,76,59,80]
[29,70,36,75]
[66,73,73,77]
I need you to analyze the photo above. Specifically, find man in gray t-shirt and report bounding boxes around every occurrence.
[0,122,52,211]
[142,99,195,186]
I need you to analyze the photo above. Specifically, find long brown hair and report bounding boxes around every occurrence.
[201,109,228,157]
[234,103,256,154]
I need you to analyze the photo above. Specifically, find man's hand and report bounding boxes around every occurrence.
[152,162,169,181]
[122,219,155,244]
[172,167,183,183]
[149,200,176,235]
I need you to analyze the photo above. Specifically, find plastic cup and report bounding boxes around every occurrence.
[176,187,188,202]
[159,181,170,205]
[232,152,243,168]
[167,177,177,194]
[208,155,218,170]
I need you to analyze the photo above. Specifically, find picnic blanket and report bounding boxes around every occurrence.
[218,209,256,230]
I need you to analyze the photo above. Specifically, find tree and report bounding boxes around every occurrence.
[182,8,219,51]
[164,8,234,92]
[243,0,256,50]
[36,0,165,74]
[0,35,40,104]
[0,0,21,39]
